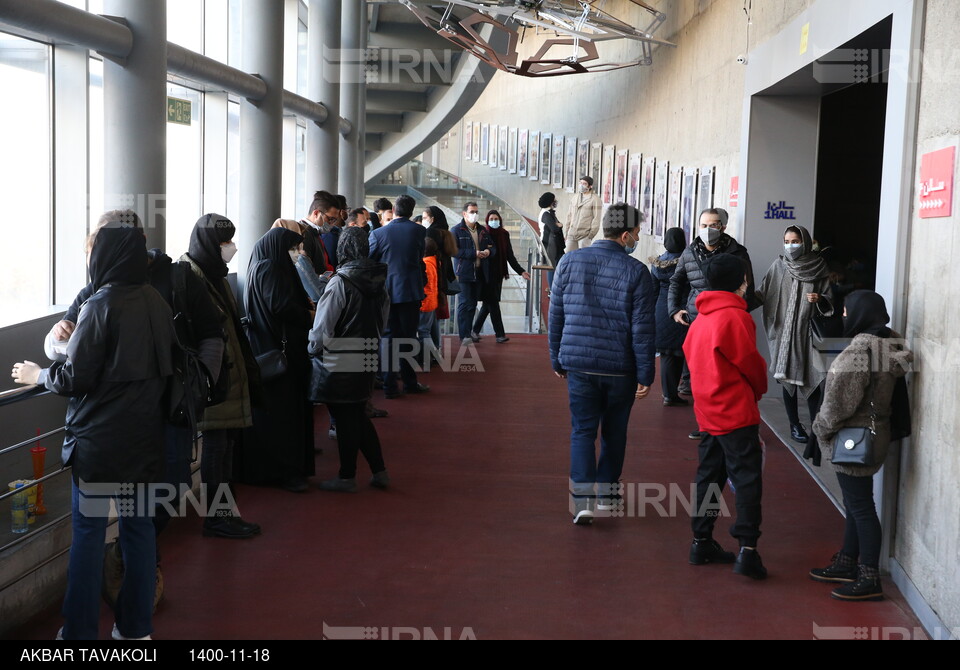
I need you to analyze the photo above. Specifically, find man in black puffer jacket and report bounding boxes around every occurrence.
[668,208,760,439]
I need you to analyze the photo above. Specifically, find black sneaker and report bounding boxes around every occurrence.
[790,423,810,444]
[688,430,707,440]
[571,498,594,526]
[689,538,736,565]
[202,517,257,539]
[831,567,883,602]
[809,552,857,583]
[733,548,768,580]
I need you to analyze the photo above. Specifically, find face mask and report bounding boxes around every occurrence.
[784,243,804,261]
[488,219,501,229]
[699,227,722,247]
[289,249,300,265]
[465,212,479,224]
[624,232,637,255]
[220,242,238,263]
[580,184,589,193]
[422,218,432,227]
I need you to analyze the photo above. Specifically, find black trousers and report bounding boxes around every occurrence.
[474,300,505,338]
[782,385,823,427]
[326,402,385,480]
[382,301,421,392]
[837,472,882,569]
[659,353,685,401]
[691,425,763,547]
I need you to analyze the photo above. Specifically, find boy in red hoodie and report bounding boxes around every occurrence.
[683,253,769,580]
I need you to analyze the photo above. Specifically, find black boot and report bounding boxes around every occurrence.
[689,538,736,565]
[733,547,768,580]
[809,552,857,583]
[790,423,809,443]
[831,565,883,601]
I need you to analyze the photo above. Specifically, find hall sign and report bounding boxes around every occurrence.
[918,146,955,219]
[764,201,796,220]
[167,97,192,126]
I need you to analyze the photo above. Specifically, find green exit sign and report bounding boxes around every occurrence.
[167,97,192,125]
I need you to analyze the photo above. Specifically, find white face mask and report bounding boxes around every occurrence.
[580,184,590,193]
[422,217,432,227]
[488,219,501,229]
[220,242,238,263]
[465,212,479,224]
[289,249,300,265]
[699,226,722,247]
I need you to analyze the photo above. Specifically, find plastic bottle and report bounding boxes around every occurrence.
[11,482,28,534]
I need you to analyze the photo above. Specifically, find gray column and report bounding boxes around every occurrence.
[103,0,167,250]
[239,0,284,283]
[356,0,367,205]
[338,0,362,207]
[307,0,341,199]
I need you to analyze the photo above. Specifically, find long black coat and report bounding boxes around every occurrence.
[650,254,688,354]
[239,228,315,484]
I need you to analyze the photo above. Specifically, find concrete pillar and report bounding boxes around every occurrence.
[103,0,167,250]
[338,0,362,207]
[307,0,341,201]
[356,0,367,205]
[239,0,284,283]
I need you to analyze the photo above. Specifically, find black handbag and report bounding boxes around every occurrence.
[255,325,288,383]
[830,349,878,467]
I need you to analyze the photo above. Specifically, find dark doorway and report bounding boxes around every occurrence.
[813,17,892,293]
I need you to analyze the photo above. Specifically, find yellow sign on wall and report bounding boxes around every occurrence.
[800,23,810,55]
[167,97,192,126]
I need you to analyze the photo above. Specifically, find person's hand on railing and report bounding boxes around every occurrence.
[11,361,42,386]
[521,271,530,281]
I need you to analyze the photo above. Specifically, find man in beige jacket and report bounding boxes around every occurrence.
[565,176,603,253]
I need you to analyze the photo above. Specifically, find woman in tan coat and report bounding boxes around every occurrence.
[811,291,912,602]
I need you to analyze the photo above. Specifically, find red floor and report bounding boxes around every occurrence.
[12,335,924,639]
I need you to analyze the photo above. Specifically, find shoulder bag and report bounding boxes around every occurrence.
[830,350,877,467]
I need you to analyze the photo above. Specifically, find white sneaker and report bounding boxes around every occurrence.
[328,427,337,440]
[112,623,152,641]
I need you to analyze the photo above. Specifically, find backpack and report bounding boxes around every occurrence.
[170,262,229,409]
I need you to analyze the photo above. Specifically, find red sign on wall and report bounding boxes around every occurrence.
[918,146,955,219]
[729,176,740,208]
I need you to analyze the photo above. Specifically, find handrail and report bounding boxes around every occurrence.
[0,427,64,458]
[0,385,50,409]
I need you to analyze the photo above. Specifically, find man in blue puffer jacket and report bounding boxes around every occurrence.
[549,203,656,526]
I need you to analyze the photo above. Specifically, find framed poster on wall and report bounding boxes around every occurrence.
[540,133,552,185]
[577,139,590,185]
[464,122,472,161]
[498,125,508,170]
[641,157,656,234]
[489,125,498,166]
[669,166,683,231]
[552,134,564,188]
[564,137,578,192]
[508,127,518,174]
[698,167,715,214]
[654,160,670,240]
[529,131,540,181]
[472,123,481,162]
[627,152,643,208]
[591,143,603,191]
[601,145,616,205]
[518,129,528,177]
[480,124,490,166]
[614,149,629,203]
[682,168,699,244]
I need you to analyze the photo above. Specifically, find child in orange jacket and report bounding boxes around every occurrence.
[418,238,440,368]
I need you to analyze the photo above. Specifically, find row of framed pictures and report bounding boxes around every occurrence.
[463,121,718,243]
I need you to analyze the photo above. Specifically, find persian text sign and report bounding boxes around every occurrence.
[729,177,739,208]
[918,146,955,219]
[764,201,796,220]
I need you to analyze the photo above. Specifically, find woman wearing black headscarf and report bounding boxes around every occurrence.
[238,227,315,493]
[421,206,458,348]
[474,209,530,343]
[757,225,834,457]
[12,223,175,640]
[649,227,690,406]
[309,227,391,492]
[180,214,261,537]
[810,291,912,601]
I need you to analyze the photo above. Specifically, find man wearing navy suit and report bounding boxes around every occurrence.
[369,194,430,398]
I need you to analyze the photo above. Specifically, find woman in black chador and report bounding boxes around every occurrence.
[239,227,315,492]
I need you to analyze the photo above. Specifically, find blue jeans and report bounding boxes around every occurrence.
[567,371,637,499]
[62,480,155,640]
[418,310,439,366]
[456,280,481,340]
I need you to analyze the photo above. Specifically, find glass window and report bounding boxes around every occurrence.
[298,17,308,96]
[165,84,204,259]
[0,35,51,326]
[89,58,104,233]
[168,0,204,52]
[228,0,242,69]
[226,100,240,227]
